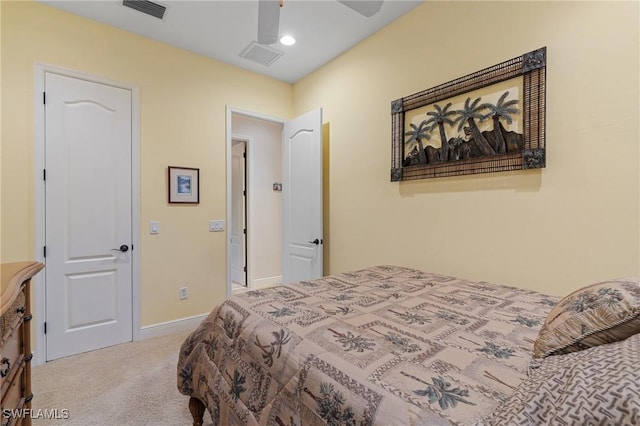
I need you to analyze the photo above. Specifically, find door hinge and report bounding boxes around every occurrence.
[243,152,246,158]
[43,92,46,105]
[44,322,47,334]
[43,246,46,258]
[243,266,247,272]
[43,169,46,181]
[243,228,246,234]
[243,190,246,196]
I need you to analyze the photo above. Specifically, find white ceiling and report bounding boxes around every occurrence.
[41,0,423,83]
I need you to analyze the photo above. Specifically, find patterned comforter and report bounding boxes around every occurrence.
[177,266,557,425]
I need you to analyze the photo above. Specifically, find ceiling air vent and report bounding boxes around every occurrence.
[239,41,283,67]
[123,0,166,20]
[338,1,383,17]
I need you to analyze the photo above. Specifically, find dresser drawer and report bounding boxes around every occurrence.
[1,397,26,426]
[1,262,42,426]
[0,291,25,347]
[0,325,24,393]
[1,363,24,417]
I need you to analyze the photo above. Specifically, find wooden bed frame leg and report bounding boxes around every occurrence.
[188,397,206,426]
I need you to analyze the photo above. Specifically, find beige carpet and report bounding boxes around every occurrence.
[31,330,212,425]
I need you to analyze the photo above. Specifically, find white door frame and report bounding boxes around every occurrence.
[225,106,285,297]
[33,63,141,365]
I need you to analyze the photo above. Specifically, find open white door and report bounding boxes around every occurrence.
[230,140,247,286]
[282,108,323,284]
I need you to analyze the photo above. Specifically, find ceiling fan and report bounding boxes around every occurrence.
[257,0,384,45]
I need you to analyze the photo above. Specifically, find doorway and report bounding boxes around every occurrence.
[226,107,324,296]
[227,111,285,294]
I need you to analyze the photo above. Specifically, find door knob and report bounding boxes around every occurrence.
[111,245,129,253]
[308,239,320,245]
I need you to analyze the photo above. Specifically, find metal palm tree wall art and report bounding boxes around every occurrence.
[391,47,546,181]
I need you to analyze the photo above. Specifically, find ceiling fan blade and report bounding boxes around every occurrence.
[337,0,383,17]
[257,0,280,45]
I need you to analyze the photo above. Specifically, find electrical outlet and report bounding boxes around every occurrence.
[179,287,188,300]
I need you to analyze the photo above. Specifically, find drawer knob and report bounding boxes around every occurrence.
[0,357,10,377]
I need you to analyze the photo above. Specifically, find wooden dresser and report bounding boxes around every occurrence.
[1,262,44,426]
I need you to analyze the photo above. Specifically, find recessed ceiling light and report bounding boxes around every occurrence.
[280,35,296,46]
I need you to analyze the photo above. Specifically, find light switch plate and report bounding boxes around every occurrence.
[209,220,224,232]
[150,221,160,234]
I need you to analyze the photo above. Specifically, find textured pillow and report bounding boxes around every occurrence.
[533,277,640,358]
[479,333,640,425]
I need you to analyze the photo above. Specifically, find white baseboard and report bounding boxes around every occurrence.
[137,313,208,341]
[250,275,282,290]
[31,314,208,366]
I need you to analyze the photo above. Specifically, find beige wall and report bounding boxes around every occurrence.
[294,1,640,296]
[2,0,639,345]
[0,2,293,326]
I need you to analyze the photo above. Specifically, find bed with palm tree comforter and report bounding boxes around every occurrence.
[177,265,558,425]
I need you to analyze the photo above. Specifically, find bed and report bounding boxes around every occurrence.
[177,265,640,425]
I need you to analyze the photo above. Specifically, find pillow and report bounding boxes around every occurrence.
[533,277,640,358]
[480,333,640,425]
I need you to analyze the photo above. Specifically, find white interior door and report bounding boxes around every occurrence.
[230,140,247,286]
[282,108,323,284]
[44,72,133,361]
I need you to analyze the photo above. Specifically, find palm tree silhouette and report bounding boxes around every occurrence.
[404,120,432,164]
[453,97,495,156]
[481,91,520,154]
[424,102,456,162]
[448,136,465,160]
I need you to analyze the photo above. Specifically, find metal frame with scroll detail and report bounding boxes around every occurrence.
[391,47,546,181]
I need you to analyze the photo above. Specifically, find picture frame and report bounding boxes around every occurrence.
[168,166,199,204]
[391,47,546,181]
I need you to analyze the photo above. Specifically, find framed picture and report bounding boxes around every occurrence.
[168,166,199,204]
[391,47,546,181]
